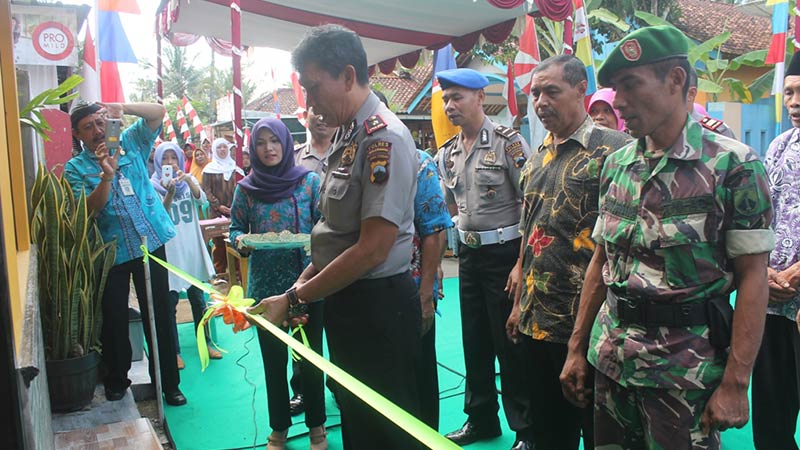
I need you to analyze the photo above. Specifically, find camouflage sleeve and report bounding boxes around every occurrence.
[723,159,775,258]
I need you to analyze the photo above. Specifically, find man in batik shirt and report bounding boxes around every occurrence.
[506,54,630,450]
[561,26,774,450]
[752,50,800,450]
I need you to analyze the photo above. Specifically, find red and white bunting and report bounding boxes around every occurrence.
[176,106,190,141]
[182,95,208,142]
[163,112,177,143]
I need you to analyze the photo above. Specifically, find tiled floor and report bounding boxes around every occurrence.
[54,418,162,449]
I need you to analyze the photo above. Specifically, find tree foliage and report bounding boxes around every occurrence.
[131,42,256,137]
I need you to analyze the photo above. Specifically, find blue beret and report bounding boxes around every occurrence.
[436,68,489,90]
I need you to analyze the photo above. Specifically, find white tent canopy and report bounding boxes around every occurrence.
[161,0,528,66]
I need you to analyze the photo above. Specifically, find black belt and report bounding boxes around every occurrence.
[607,290,709,327]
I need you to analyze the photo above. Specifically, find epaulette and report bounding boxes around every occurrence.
[494,125,519,140]
[364,114,387,135]
[293,142,306,152]
[439,134,458,151]
[699,116,722,132]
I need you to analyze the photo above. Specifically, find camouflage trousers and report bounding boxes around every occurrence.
[594,371,720,450]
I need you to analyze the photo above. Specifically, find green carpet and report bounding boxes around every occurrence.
[164,277,792,449]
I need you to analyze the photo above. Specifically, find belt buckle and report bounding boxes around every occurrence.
[464,231,482,249]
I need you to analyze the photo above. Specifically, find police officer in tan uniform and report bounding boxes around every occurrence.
[436,68,534,449]
[250,24,423,450]
[294,107,335,177]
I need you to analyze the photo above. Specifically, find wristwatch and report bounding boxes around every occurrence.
[285,287,308,317]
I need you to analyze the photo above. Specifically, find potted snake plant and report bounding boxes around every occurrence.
[29,164,116,412]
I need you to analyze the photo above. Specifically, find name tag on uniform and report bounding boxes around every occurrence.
[119,177,135,196]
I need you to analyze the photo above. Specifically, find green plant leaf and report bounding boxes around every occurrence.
[748,70,775,101]
[698,78,724,94]
[705,59,729,73]
[634,11,670,27]
[729,50,768,71]
[724,78,754,103]
[688,32,731,65]
[589,8,630,32]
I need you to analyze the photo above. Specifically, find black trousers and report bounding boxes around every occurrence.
[522,337,593,449]
[168,285,210,353]
[752,314,800,450]
[458,238,532,434]
[417,320,439,430]
[256,300,326,431]
[325,271,423,450]
[101,245,180,392]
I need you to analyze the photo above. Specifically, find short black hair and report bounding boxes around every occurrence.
[651,57,691,98]
[534,55,587,87]
[291,24,370,86]
[688,65,698,88]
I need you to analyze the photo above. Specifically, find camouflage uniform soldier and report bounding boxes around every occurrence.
[560,26,775,450]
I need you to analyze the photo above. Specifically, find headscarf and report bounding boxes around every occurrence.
[190,148,209,184]
[238,118,311,203]
[183,143,196,172]
[588,88,625,131]
[693,102,709,117]
[202,137,243,181]
[151,142,189,197]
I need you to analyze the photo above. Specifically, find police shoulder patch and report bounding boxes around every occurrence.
[699,116,722,132]
[494,125,519,140]
[366,140,391,184]
[364,115,387,135]
[505,140,527,168]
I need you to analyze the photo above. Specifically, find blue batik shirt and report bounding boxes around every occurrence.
[410,150,453,300]
[65,118,175,266]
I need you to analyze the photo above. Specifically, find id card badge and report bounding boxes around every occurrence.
[119,175,135,196]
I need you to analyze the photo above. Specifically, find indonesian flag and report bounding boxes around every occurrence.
[163,112,177,143]
[182,96,208,142]
[176,107,190,141]
[291,71,307,127]
[244,126,251,150]
[79,25,100,102]
[513,16,541,96]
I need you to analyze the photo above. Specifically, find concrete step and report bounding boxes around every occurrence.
[54,417,162,449]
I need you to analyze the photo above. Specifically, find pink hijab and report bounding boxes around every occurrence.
[588,88,625,131]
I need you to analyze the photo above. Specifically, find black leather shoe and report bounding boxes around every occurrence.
[164,389,187,406]
[289,393,305,416]
[104,387,126,401]
[510,439,535,450]
[445,420,502,445]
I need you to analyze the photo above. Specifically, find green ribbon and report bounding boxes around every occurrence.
[139,245,461,449]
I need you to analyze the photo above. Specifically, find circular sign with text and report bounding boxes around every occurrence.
[32,21,74,62]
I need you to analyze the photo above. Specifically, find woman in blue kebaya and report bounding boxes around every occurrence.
[228,118,327,450]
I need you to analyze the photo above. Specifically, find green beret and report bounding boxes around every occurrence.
[597,25,690,87]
